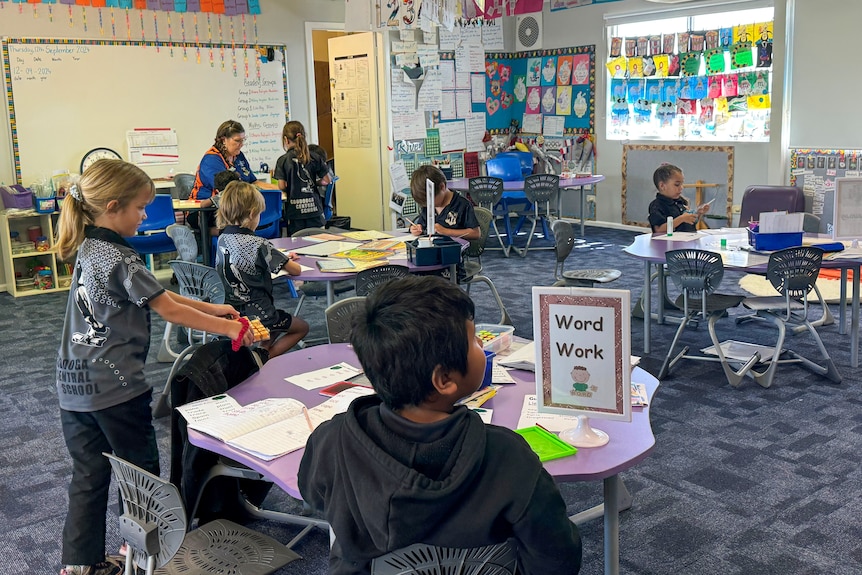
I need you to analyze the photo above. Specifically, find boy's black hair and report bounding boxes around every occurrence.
[652,163,682,189]
[350,275,475,410]
[410,164,447,207]
[214,169,241,193]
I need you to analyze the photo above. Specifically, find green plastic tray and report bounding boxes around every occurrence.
[514,426,578,462]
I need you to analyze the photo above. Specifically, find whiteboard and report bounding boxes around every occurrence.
[2,39,289,184]
[622,144,734,228]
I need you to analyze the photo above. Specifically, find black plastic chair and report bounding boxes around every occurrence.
[372,542,516,575]
[738,246,842,388]
[355,264,409,297]
[464,207,512,326]
[658,249,757,388]
[552,219,621,288]
[325,296,366,344]
[172,173,196,200]
[468,176,510,256]
[515,174,558,256]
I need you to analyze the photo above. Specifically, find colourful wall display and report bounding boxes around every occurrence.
[480,45,595,135]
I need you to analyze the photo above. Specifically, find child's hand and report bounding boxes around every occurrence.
[213,304,240,319]
[680,213,699,225]
[433,223,446,235]
[232,320,255,347]
[286,251,299,261]
[409,224,423,236]
[696,202,712,216]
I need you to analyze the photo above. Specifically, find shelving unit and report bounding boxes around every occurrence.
[0,209,70,297]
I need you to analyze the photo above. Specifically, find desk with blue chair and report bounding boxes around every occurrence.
[256,189,283,239]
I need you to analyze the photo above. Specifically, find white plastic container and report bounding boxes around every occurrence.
[476,323,515,353]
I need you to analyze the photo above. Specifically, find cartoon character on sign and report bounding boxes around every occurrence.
[514,76,527,102]
[570,365,590,393]
[573,91,588,118]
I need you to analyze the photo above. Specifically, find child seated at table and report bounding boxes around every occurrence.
[215,181,309,358]
[298,275,582,575]
[187,170,240,240]
[647,163,710,233]
[409,164,480,281]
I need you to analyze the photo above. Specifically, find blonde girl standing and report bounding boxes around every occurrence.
[55,159,254,575]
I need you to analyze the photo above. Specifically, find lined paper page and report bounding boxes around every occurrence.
[188,398,305,442]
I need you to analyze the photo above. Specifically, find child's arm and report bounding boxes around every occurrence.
[150,292,254,346]
[433,224,480,241]
[280,257,302,276]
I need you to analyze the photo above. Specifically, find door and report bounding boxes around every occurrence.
[328,33,389,231]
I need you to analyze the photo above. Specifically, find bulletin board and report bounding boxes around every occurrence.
[788,148,862,234]
[481,45,595,135]
[2,38,289,184]
[622,144,734,227]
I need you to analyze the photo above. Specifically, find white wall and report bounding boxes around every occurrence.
[0,0,344,187]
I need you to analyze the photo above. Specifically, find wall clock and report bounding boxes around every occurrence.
[80,147,122,173]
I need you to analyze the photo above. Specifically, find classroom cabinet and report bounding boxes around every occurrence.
[0,210,70,297]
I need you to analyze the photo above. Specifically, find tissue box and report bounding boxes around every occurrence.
[747,229,803,251]
[0,185,33,210]
[406,237,462,266]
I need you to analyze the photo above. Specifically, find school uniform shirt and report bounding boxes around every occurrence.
[299,394,582,575]
[215,225,289,326]
[647,193,696,233]
[414,192,479,234]
[274,149,329,225]
[56,226,166,412]
[190,146,257,201]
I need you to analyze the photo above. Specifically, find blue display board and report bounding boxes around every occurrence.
[479,45,595,135]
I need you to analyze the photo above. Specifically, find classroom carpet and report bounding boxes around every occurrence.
[2,223,862,575]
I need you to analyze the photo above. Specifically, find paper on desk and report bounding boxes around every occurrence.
[759,211,802,233]
[176,394,241,425]
[271,264,312,280]
[497,341,536,371]
[293,241,362,257]
[492,362,516,384]
[651,232,701,242]
[285,362,363,390]
[698,227,749,236]
[341,230,394,241]
[517,395,582,432]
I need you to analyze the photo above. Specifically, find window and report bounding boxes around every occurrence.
[606,6,774,142]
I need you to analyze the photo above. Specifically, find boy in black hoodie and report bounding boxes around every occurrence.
[298,275,582,575]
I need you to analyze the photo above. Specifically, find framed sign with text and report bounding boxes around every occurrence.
[532,286,631,422]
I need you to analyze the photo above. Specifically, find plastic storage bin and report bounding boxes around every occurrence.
[476,323,515,353]
[34,196,56,213]
[0,185,33,210]
[406,236,462,266]
[747,228,803,251]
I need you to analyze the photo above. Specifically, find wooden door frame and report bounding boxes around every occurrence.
[304,21,344,145]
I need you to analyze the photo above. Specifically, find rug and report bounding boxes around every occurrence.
[738,273,852,303]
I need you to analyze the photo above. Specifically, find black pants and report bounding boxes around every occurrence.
[60,391,159,566]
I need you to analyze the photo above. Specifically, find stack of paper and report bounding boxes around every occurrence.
[497,341,536,371]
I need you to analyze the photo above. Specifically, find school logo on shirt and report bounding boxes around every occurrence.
[445,211,457,226]
[71,277,109,347]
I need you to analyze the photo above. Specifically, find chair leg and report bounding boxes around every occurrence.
[706,313,762,388]
[793,285,834,333]
[467,275,513,326]
[156,321,181,363]
[657,311,696,380]
[518,216,539,257]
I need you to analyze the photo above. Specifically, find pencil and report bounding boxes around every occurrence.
[404,216,416,226]
[302,406,314,432]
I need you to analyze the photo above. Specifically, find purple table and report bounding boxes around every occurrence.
[624,231,861,366]
[270,234,464,307]
[448,174,605,237]
[187,342,658,575]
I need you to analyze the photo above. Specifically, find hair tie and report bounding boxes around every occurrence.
[232,317,250,352]
[68,184,83,202]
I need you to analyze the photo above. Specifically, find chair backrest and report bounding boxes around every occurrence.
[173,173,196,200]
[495,151,534,177]
[256,189,283,238]
[468,206,494,259]
[291,227,329,238]
[169,260,226,304]
[802,212,821,233]
[104,452,188,571]
[139,194,177,233]
[371,542,517,575]
[665,249,725,299]
[468,176,504,208]
[355,265,409,297]
[738,185,805,227]
[551,219,575,280]
[766,246,822,300]
[325,296,366,343]
[523,174,559,205]
[485,156,523,182]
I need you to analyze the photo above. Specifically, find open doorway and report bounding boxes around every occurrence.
[304,23,346,162]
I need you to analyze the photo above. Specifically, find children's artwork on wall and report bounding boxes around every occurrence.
[481,45,595,135]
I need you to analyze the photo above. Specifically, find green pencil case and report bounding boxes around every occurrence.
[514,426,578,462]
